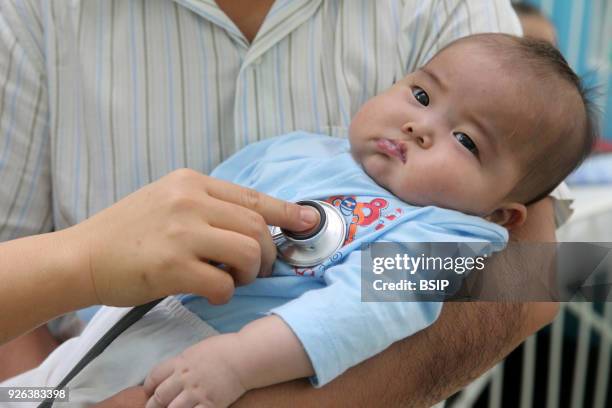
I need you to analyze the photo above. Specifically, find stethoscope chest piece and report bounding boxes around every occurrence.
[270,200,346,267]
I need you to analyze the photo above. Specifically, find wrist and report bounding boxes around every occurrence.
[212,333,253,391]
[0,228,97,342]
[51,226,99,310]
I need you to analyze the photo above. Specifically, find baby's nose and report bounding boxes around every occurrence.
[401,123,433,149]
[416,134,432,148]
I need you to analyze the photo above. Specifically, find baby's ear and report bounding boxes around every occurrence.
[485,203,527,230]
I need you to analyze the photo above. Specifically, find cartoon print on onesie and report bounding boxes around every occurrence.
[291,195,404,276]
[326,195,404,243]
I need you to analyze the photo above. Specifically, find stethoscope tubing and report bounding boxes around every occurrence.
[38,298,163,408]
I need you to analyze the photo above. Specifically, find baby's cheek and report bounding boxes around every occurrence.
[447,179,495,213]
[361,156,390,187]
[431,173,478,206]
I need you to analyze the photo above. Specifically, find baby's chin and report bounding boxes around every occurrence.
[359,156,391,185]
[359,157,429,205]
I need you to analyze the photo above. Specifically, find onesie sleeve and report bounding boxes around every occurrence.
[272,248,439,387]
[271,217,507,386]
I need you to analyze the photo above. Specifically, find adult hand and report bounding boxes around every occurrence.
[66,168,319,307]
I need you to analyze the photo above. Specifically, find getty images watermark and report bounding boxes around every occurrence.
[361,242,612,302]
[371,251,487,291]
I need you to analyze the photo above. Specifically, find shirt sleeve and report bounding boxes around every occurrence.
[549,182,574,227]
[398,0,523,73]
[0,1,52,241]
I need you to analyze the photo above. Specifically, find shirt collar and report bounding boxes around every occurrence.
[172,0,322,60]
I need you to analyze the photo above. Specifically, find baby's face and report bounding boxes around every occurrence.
[349,41,533,216]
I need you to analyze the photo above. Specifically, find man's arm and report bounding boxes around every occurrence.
[231,203,558,407]
[231,305,545,408]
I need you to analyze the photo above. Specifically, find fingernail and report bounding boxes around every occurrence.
[300,208,319,225]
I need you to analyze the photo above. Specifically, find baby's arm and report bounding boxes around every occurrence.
[143,315,313,408]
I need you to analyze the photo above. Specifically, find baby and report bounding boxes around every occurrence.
[142,33,596,407]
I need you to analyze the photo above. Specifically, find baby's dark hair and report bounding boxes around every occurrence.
[456,34,598,206]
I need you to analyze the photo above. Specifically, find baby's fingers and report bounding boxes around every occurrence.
[168,391,199,408]
[146,376,183,408]
[144,358,176,396]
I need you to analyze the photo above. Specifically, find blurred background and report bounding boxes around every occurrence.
[519,0,610,141]
[557,0,608,138]
[442,1,612,408]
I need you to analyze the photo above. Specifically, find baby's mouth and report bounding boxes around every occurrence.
[376,138,406,163]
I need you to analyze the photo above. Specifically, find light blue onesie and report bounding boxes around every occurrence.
[181,131,508,386]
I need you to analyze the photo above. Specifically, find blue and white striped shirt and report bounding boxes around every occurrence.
[0,0,528,240]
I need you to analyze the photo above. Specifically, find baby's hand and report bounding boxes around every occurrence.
[144,334,246,408]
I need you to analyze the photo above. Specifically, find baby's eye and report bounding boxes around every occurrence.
[454,132,479,156]
[412,87,429,106]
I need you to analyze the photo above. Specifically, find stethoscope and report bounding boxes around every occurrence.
[40,200,345,407]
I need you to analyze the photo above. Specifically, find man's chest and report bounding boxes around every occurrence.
[46,0,403,225]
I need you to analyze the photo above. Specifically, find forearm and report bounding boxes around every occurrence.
[231,315,314,390]
[234,301,536,408]
[0,228,93,343]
